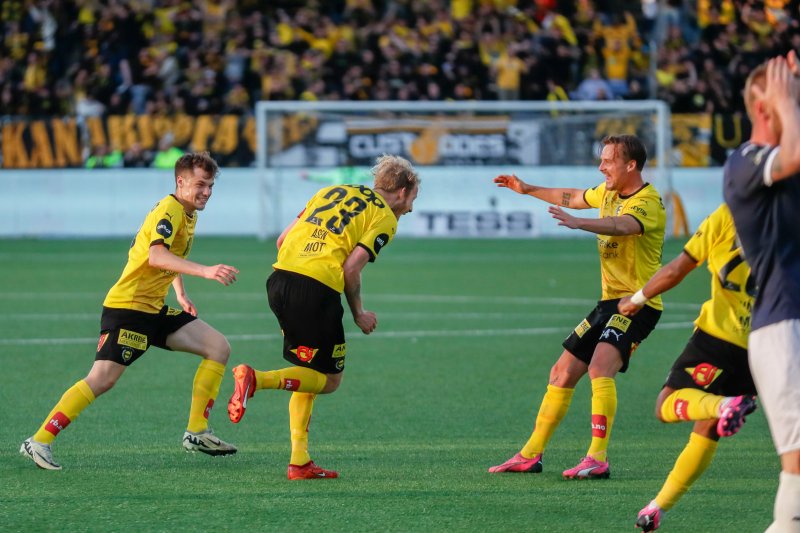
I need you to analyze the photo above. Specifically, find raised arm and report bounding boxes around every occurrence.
[149,244,238,286]
[494,174,590,209]
[765,52,800,182]
[618,251,698,316]
[342,245,377,335]
[549,208,643,236]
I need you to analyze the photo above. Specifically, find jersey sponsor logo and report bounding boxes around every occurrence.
[303,241,327,253]
[628,205,647,218]
[97,332,109,352]
[119,329,148,351]
[45,412,71,436]
[673,399,691,421]
[685,363,723,388]
[374,233,389,254]
[574,319,591,338]
[591,415,607,437]
[292,345,318,363]
[121,347,134,362]
[332,343,346,358]
[606,314,631,333]
[311,228,329,240]
[156,218,173,238]
[284,378,301,391]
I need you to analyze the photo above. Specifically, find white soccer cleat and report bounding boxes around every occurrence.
[20,437,62,470]
[182,428,237,456]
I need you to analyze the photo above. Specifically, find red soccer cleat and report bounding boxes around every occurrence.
[228,364,256,423]
[287,461,339,480]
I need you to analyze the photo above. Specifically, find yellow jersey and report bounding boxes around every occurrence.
[104,194,195,313]
[684,203,754,349]
[584,182,666,309]
[275,185,397,292]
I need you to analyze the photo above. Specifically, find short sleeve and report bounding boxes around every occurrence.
[583,183,605,208]
[683,207,719,265]
[149,200,184,249]
[357,213,396,262]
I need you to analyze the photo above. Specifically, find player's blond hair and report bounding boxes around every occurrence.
[174,151,219,183]
[371,154,420,192]
[743,63,767,120]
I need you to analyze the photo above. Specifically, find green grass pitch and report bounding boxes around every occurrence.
[0,237,777,532]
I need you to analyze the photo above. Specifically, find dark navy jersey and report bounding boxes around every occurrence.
[723,142,800,330]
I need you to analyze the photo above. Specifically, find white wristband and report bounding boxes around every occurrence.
[630,289,648,306]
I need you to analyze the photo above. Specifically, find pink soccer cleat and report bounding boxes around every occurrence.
[636,500,664,531]
[717,395,757,437]
[562,456,610,479]
[488,452,543,473]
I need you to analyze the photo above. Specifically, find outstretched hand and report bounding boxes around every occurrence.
[548,206,581,229]
[493,174,526,194]
[204,264,239,286]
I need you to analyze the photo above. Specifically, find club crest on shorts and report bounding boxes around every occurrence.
[292,345,318,363]
[685,363,723,388]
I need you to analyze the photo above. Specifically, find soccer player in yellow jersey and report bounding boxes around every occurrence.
[489,134,666,479]
[227,154,420,480]
[20,152,240,470]
[617,203,757,531]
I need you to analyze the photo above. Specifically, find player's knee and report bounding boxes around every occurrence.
[206,334,231,364]
[321,373,342,394]
[86,375,118,396]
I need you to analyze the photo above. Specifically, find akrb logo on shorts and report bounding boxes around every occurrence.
[292,345,318,363]
[284,378,301,391]
[591,415,608,437]
[686,363,722,389]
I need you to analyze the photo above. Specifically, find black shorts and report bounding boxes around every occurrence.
[267,269,347,374]
[562,299,661,373]
[96,306,196,366]
[664,329,756,396]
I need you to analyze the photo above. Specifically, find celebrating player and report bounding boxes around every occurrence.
[723,52,800,531]
[617,204,757,531]
[21,152,239,470]
[489,134,665,479]
[228,154,420,480]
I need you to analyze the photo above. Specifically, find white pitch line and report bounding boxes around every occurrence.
[0,321,696,347]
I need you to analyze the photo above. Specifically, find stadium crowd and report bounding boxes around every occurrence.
[1,0,798,119]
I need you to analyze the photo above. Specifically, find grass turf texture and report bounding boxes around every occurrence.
[0,237,777,532]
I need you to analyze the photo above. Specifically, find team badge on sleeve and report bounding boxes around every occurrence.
[156,219,173,238]
[374,234,389,255]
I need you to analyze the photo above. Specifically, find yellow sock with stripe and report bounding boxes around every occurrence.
[587,377,617,462]
[33,380,96,444]
[655,432,718,511]
[520,385,575,458]
[255,366,327,394]
[289,392,316,466]
[187,359,225,433]
[660,388,725,422]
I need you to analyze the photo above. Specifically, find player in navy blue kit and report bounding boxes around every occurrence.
[723,52,800,532]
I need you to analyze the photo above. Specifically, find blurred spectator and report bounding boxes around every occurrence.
[152,133,184,169]
[86,144,123,168]
[123,142,152,168]
[571,67,613,100]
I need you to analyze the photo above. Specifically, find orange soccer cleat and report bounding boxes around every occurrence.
[228,364,256,423]
[287,461,339,480]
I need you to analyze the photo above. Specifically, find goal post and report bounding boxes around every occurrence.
[255,100,672,240]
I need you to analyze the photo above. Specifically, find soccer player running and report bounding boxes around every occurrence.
[227,154,420,480]
[20,152,240,470]
[616,203,757,531]
[489,134,665,479]
[723,52,800,531]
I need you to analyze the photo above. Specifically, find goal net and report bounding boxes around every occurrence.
[255,101,672,239]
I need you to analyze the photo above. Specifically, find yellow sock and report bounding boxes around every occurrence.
[587,377,617,462]
[655,432,718,511]
[289,392,315,466]
[187,359,225,433]
[255,366,327,394]
[520,385,575,458]
[660,389,725,422]
[33,380,95,444]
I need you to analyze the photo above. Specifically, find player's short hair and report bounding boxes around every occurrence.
[602,134,647,171]
[174,151,219,183]
[371,154,420,192]
[743,63,767,120]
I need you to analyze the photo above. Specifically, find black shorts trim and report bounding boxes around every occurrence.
[95,305,196,366]
[562,299,661,373]
[664,329,756,395]
[267,269,347,374]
